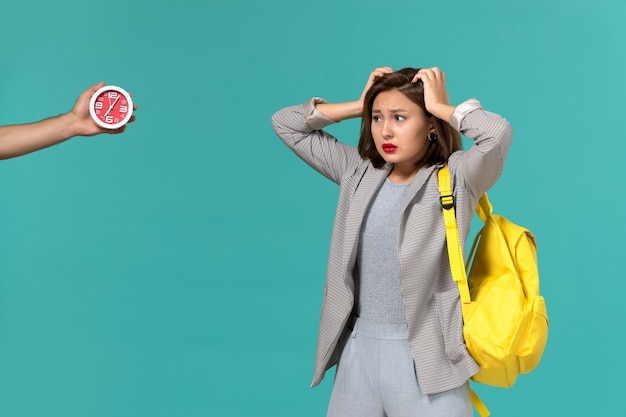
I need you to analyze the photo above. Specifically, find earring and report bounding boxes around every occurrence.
[428,132,438,143]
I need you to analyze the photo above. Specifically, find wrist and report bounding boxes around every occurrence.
[348,99,364,119]
[448,99,482,131]
[58,112,82,138]
[315,100,363,123]
[429,103,455,123]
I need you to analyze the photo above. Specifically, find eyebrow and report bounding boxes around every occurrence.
[372,108,409,113]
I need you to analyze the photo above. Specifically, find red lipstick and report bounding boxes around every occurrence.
[382,143,397,153]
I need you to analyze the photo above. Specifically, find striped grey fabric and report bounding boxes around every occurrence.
[271,97,512,395]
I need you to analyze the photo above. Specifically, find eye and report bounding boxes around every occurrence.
[372,115,382,122]
[395,115,406,121]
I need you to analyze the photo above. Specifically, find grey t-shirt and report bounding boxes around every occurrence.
[356,179,409,324]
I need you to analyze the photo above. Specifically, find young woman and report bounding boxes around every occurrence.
[271,67,512,417]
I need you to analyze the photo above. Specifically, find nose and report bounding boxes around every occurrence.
[381,120,393,139]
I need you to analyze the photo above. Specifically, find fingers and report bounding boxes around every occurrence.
[360,67,393,102]
[74,82,105,111]
[412,67,445,84]
[85,81,105,97]
[111,125,127,134]
[411,67,453,114]
[125,91,138,112]
[369,67,393,86]
[371,67,394,79]
[366,67,394,89]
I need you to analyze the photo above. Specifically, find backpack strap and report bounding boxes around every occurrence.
[470,388,490,417]
[437,165,491,417]
[475,194,493,222]
[437,165,471,305]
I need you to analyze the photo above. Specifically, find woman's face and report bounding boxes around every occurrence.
[371,89,433,171]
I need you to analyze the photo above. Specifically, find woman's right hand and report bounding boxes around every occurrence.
[358,67,394,105]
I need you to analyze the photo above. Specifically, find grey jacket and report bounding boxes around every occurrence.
[271,97,512,394]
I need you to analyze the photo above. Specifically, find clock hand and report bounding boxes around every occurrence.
[104,94,122,117]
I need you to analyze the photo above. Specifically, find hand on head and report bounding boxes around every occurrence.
[411,67,451,116]
[359,67,394,103]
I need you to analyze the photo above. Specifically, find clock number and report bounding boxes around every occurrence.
[94,102,103,109]
[119,105,128,113]
[105,116,114,124]
[108,92,119,99]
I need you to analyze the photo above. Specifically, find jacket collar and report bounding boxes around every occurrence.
[342,163,440,272]
[342,164,390,272]
[400,163,440,213]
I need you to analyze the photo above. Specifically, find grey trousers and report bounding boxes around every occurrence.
[326,318,472,417]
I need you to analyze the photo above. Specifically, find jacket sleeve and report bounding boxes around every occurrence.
[448,99,513,198]
[271,97,364,185]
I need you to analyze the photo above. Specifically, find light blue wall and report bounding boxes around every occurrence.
[1,0,624,415]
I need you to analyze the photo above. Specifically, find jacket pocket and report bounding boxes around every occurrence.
[433,288,467,363]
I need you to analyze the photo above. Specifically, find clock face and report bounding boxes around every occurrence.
[89,85,133,129]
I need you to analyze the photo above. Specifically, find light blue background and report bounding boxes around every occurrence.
[1,0,624,416]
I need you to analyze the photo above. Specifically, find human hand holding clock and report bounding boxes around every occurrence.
[67,82,137,137]
[0,82,137,159]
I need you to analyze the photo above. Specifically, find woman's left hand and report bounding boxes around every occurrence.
[412,67,454,122]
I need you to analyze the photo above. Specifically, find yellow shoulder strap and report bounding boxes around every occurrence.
[475,194,493,222]
[437,165,471,305]
[438,165,491,417]
[470,388,491,417]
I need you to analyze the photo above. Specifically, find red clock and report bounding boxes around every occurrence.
[89,85,133,129]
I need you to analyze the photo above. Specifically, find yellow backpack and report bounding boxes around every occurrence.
[438,166,549,416]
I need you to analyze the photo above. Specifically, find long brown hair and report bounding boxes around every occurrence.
[358,68,461,169]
